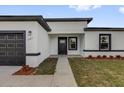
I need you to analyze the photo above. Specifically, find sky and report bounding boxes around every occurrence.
[0,5,124,27]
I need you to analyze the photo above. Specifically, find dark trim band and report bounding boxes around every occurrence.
[26,52,41,56]
[84,50,124,52]
[84,27,124,31]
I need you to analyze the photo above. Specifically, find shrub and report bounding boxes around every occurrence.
[97,55,101,58]
[109,55,114,59]
[103,55,107,58]
[121,56,124,59]
[116,55,121,59]
[88,55,92,58]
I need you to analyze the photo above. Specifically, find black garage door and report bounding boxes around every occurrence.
[0,31,26,66]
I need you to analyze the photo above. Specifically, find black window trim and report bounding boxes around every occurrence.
[99,34,111,51]
[68,37,78,50]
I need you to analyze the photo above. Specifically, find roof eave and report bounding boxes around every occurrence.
[45,18,93,24]
[0,15,51,32]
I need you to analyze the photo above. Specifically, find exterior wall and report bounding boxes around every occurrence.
[47,21,87,34]
[37,23,50,67]
[84,31,124,57]
[80,34,85,56]
[49,34,84,55]
[0,21,48,67]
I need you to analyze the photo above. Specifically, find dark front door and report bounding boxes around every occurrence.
[0,32,26,66]
[58,37,67,55]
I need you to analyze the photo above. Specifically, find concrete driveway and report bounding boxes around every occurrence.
[0,66,54,87]
[0,66,21,76]
[0,75,54,87]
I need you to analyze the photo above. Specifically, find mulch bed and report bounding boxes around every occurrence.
[85,55,124,60]
[85,57,124,60]
[12,65,35,75]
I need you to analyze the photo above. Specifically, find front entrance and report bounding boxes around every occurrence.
[0,31,26,66]
[58,37,67,55]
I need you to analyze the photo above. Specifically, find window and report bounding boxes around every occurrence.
[68,37,77,50]
[99,34,111,50]
[60,40,66,44]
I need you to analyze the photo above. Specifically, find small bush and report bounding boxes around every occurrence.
[116,55,121,59]
[109,55,114,59]
[121,57,124,59]
[87,55,93,58]
[97,55,101,58]
[103,55,107,58]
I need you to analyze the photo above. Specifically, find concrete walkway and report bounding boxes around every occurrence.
[52,55,77,87]
[0,56,77,87]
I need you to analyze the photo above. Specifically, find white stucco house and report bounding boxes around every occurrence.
[0,15,124,67]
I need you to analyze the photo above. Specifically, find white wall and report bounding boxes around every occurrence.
[49,35,58,55]
[0,21,48,67]
[47,21,87,34]
[84,31,124,57]
[80,34,85,56]
[49,34,84,55]
[37,23,50,67]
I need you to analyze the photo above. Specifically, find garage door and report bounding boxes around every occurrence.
[0,32,25,66]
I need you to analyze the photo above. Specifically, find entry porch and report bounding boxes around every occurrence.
[49,34,84,56]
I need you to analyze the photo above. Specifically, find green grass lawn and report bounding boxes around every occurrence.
[68,58,124,87]
[34,58,58,75]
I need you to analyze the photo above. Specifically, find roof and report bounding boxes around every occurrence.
[45,18,93,24]
[84,27,124,31]
[0,15,51,31]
